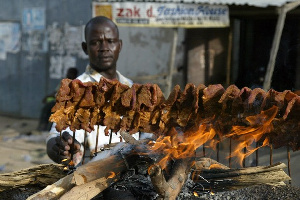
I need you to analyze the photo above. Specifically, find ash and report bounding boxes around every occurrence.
[83,155,300,200]
[95,169,300,200]
[2,173,299,200]
[179,176,300,200]
[0,185,43,200]
[195,184,300,200]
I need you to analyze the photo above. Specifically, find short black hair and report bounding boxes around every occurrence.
[84,16,119,41]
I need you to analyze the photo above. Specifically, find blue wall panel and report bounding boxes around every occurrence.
[0,0,91,118]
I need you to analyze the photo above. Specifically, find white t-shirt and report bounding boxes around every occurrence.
[47,65,140,153]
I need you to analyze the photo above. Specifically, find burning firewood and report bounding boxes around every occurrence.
[149,158,193,200]
[28,141,139,200]
[26,154,291,200]
[27,132,196,200]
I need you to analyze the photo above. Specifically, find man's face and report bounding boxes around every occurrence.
[82,21,122,72]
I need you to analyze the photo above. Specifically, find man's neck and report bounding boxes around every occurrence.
[90,65,118,80]
[100,70,118,80]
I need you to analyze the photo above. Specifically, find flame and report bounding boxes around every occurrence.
[148,106,279,170]
[149,124,218,169]
[209,163,224,169]
[193,191,199,197]
[226,106,278,165]
[107,171,116,179]
[68,160,75,166]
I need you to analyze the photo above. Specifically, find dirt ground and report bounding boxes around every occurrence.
[0,115,299,188]
[0,115,53,174]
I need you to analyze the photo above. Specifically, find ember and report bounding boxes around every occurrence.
[107,171,115,179]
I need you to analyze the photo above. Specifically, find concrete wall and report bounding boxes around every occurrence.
[186,28,229,86]
[0,0,185,118]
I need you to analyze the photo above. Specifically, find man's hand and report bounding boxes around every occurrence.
[47,131,82,164]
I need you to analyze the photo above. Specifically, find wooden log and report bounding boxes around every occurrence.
[149,158,193,200]
[28,142,137,200]
[73,154,127,185]
[192,162,291,191]
[198,162,288,177]
[194,157,230,170]
[60,135,152,200]
[27,173,75,200]
[0,164,65,192]
[59,176,117,200]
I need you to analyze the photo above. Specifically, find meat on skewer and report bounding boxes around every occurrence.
[49,77,300,150]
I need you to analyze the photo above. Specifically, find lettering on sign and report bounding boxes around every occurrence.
[93,2,229,28]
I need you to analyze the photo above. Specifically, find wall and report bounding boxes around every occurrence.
[186,28,229,86]
[0,0,185,118]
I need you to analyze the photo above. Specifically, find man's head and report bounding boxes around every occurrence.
[82,16,122,75]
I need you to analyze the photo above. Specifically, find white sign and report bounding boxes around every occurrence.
[0,22,21,60]
[22,8,46,31]
[93,2,229,28]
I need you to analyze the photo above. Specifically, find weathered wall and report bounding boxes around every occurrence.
[119,27,186,95]
[0,0,91,118]
[186,28,229,86]
[0,0,185,118]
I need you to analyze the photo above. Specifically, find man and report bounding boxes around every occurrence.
[46,16,140,165]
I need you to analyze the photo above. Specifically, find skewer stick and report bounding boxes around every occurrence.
[256,142,259,166]
[71,131,76,161]
[138,130,142,140]
[243,147,246,168]
[82,130,87,165]
[229,138,232,168]
[59,131,62,162]
[109,129,113,144]
[216,142,220,162]
[270,143,273,165]
[94,125,100,156]
[287,146,291,184]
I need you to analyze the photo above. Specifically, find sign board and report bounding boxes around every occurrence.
[93,2,229,28]
[22,8,46,31]
[0,22,21,60]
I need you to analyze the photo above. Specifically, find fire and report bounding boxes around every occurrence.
[209,164,224,169]
[107,171,116,179]
[193,191,199,197]
[226,106,278,165]
[149,124,218,169]
[68,160,75,166]
[148,106,279,169]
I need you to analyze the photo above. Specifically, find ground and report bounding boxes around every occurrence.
[0,115,52,174]
[0,115,299,189]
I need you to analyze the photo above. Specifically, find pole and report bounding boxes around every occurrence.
[166,28,178,96]
[226,25,233,87]
[263,1,300,90]
[263,7,287,91]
